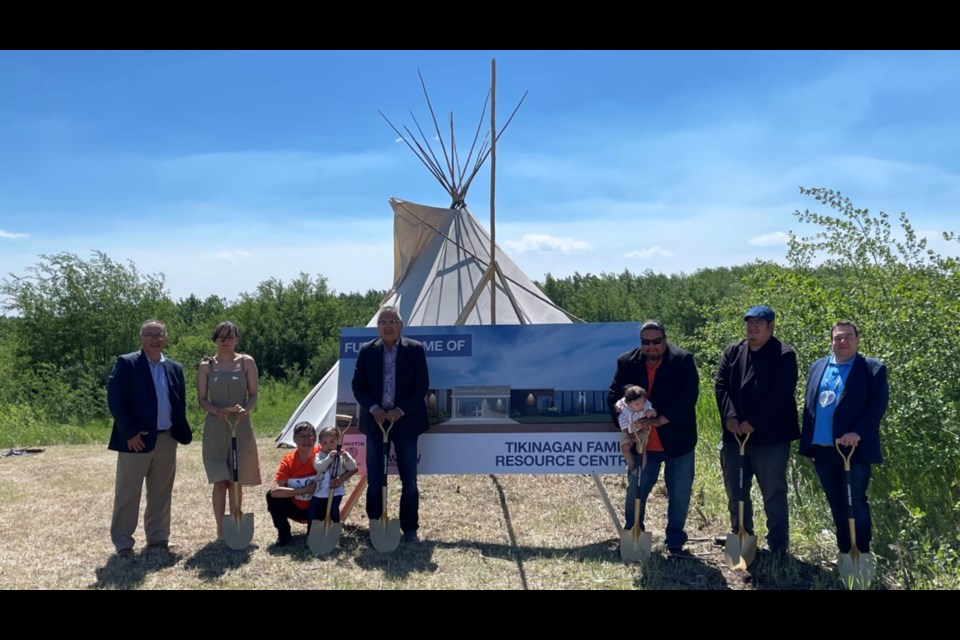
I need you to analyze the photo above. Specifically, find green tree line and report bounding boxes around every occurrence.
[2,188,958,587]
[0,253,385,442]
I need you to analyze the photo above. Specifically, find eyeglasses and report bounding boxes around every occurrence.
[640,337,664,346]
[832,334,857,343]
[377,319,400,326]
[141,332,167,340]
[215,334,237,341]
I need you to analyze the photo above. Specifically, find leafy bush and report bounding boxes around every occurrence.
[692,188,960,588]
[0,402,101,448]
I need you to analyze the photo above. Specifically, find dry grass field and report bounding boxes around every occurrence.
[0,439,849,590]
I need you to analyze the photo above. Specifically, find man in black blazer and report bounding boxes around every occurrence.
[107,320,192,556]
[800,320,888,555]
[352,306,430,543]
[608,320,700,554]
[715,305,799,555]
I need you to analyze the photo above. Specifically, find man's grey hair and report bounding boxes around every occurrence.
[378,305,404,323]
[140,319,167,335]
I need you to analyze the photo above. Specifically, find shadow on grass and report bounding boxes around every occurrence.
[258,525,442,581]
[262,527,368,561]
[263,533,315,561]
[90,548,182,590]
[747,551,853,590]
[627,547,862,590]
[490,474,528,589]
[351,527,441,579]
[351,534,625,584]
[637,552,730,590]
[262,523,634,585]
[182,541,256,580]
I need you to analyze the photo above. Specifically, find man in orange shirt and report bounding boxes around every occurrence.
[608,320,700,555]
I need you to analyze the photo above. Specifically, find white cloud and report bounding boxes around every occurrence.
[748,231,790,247]
[210,250,252,263]
[0,229,29,239]
[504,234,592,253]
[918,229,956,242]
[624,246,674,259]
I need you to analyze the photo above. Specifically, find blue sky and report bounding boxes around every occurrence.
[2,50,959,303]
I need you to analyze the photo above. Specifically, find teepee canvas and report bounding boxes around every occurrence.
[276,69,578,445]
[275,197,576,445]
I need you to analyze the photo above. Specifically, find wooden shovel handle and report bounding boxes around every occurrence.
[379,420,394,520]
[836,442,858,541]
[224,413,240,436]
[225,414,240,482]
[324,450,341,523]
[379,419,394,441]
[224,414,242,520]
[836,442,856,471]
[734,431,750,455]
[632,429,650,471]
[734,431,750,503]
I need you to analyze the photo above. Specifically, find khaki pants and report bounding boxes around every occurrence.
[111,430,178,551]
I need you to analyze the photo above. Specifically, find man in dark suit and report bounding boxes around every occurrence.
[352,305,430,543]
[800,320,888,555]
[107,320,192,556]
[608,319,700,555]
[715,305,799,555]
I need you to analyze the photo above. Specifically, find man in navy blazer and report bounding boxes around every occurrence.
[800,320,888,554]
[608,319,700,554]
[352,305,430,543]
[107,320,192,555]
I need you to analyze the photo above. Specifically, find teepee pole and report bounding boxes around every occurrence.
[489,57,497,325]
[493,261,527,324]
[456,264,497,326]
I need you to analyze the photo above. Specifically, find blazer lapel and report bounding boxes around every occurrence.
[808,358,828,409]
[163,359,179,404]
[836,354,864,406]
[373,338,386,398]
[738,343,754,388]
[396,337,408,381]
[136,351,157,400]
[631,351,649,390]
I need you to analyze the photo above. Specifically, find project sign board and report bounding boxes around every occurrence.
[338,323,638,475]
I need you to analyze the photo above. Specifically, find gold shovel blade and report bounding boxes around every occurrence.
[222,513,254,550]
[838,550,876,589]
[307,520,343,556]
[724,531,758,570]
[370,517,402,553]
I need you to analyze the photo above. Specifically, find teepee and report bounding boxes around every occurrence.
[276,68,578,446]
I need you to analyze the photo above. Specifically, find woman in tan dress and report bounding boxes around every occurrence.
[197,321,262,540]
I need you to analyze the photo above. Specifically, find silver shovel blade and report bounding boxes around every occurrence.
[222,513,254,550]
[619,527,653,563]
[370,518,402,553]
[839,550,876,589]
[308,520,343,556]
